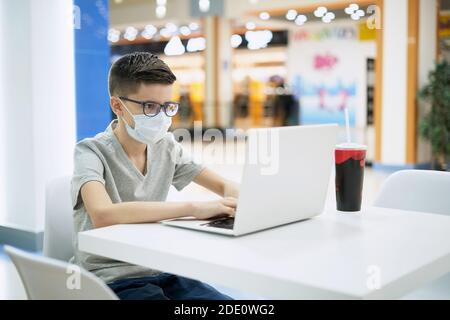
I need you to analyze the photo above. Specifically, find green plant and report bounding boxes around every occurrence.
[419,60,450,170]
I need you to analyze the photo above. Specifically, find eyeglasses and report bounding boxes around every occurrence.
[119,96,179,117]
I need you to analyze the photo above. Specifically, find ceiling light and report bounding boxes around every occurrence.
[187,37,206,52]
[199,0,210,13]
[295,14,307,26]
[160,27,171,38]
[165,22,178,33]
[349,4,359,11]
[179,26,191,36]
[350,13,361,20]
[246,21,256,30]
[124,26,138,41]
[259,12,270,20]
[345,7,354,14]
[314,6,327,18]
[156,5,166,19]
[230,34,243,48]
[321,12,335,23]
[108,28,121,43]
[164,36,185,56]
[142,25,157,40]
[145,25,157,35]
[324,12,335,19]
[345,3,359,15]
[189,22,199,31]
[141,31,153,40]
[286,9,297,21]
[245,30,273,50]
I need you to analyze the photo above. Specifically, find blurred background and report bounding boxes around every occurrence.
[0,0,449,251]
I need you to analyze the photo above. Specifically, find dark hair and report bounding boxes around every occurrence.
[108,52,176,96]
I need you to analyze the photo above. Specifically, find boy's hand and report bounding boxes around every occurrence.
[192,197,237,220]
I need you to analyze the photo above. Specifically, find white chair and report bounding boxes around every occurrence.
[374,169,450,215]
[5,176,118,300]
[44,175,74,260]
[5,246,117,300]
[374,169,450,299]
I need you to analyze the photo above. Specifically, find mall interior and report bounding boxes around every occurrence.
[0,0,449,300]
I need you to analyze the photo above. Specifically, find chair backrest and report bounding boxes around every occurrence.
[4,246,118,300]
[44,176,74,260]
[374,170,450,215]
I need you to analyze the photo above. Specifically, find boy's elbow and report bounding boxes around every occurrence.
[89,206,117,229]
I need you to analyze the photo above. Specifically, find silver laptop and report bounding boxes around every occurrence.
[161,124,338,236]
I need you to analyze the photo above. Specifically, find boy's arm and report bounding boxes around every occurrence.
[193,168,240,199]
[80,181,236,228]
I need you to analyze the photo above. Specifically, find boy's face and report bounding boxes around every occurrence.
[111,83,173,128]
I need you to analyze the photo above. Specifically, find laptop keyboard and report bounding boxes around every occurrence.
[203,217,235,229]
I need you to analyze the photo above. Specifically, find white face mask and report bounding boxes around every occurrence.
[119,98,172,145]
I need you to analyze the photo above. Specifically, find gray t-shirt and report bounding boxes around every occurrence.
[70,119,204,284]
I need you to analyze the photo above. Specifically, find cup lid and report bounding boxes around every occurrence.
[335,143,367,150]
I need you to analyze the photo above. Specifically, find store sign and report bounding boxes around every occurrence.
[292,26,357,42]
[287,23,375,126]
[314,53,339,70]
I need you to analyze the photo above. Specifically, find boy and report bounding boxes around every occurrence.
[70,52,239,300]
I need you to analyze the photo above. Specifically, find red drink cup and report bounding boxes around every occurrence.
[335,143,367,212]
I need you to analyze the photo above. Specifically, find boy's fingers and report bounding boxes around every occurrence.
[221,198,237,208]
[221,205,235,216]
[226,208,236,217]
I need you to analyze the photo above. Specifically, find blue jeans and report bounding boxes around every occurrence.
[108,273,233,300]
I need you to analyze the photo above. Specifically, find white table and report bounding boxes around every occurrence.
[78,207,450,299]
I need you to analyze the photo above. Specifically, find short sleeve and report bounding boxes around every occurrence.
[71,142,105,210]
[171,139,204,191]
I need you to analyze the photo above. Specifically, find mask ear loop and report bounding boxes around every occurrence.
[117,97,134,128]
